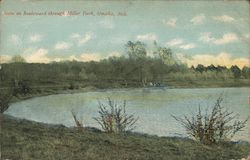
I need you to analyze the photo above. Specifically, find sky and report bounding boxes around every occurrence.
[0,0,249,68]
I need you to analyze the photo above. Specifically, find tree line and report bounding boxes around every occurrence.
[0,41,249,95]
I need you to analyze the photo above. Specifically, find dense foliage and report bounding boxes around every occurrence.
[0,90,12,113]
[0,41,249,95]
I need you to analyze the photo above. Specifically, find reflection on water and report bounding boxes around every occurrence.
[6,87,250,141]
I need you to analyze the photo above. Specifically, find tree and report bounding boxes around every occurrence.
[125,41,147,60]
[125,41,148,86]
[190,65,195,70]
[71,64,82,80]
[11,55,26,63]
[12,80,32,96]
[230,65,241,78]
[0,90,12,113]
[195,64,206,73]
[206,64,217,72]
[153,41,175,65]
[241,66,250,78]
[0,64,4,81]
[217,65,227,72]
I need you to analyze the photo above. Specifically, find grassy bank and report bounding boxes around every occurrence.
[163,78,250,88]
[8,86,98,103]
[8,79,250,104]
[1,115,250,160]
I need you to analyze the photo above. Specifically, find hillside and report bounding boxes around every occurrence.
[1,115,250,160]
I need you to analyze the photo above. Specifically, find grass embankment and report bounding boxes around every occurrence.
[9,78,250,103]
[9,86,97,103]
[1,115,250,160]
[163,78,250,88]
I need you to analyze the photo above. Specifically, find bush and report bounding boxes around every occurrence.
[71,110,84,131]
[172,96,248,145]
[19,80,32,94]
[12,80,32,95]
[94,98,138,133]
[69,82,79,90]
[0,90,12,113]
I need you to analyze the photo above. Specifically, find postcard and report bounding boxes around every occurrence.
[0,0,250,159]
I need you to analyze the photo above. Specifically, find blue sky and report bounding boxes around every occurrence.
[0,0,249,67]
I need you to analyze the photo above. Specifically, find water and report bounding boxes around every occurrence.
[6,87,250,141]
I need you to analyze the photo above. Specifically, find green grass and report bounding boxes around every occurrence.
[164,78,250,88]
[8,78,250,104]
[1,115,250,160]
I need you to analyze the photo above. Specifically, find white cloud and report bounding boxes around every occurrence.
[1,49,122,64]
[63,53,102,62]
[244,33,250,39]
[241,33,250,41]
[136,33,157,41]
[71,32,94,46]
[68,55,79,61]
[65,52,122,62]
[24,48,51,63]
[213,15,234,22]
[165,38,196,50]
[53,58,63,62]
[0,55,11,63]
[177,52,249,69]
[163,18,177,27]
[30,34,42,42]
[10,34,22,45]
[54,41,72,50]
[166,38,184,46]
[199,32,238,45]
[239,33,250,43]
[179,43,196,50]
[190,14,205,25]
[213,33,238,45]
[111,36,128,44]
[79,32,93,45]
[199,32,215,43]
[80,53,102,62]
[107,52,122,58]
[70,33,81,39]
[99,19,115,29]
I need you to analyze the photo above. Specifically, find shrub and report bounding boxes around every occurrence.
[0,90,12,113]
[71,110,84,131]
[19,80,32,94]
[69,82,79,90]
[94,98,138,133]
[172,96,248,145]
[69,83,75,90]
[12,80,32,95]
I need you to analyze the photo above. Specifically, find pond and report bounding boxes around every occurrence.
[6,87,250,141]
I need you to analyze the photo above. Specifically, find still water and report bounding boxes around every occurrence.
[6,87,250,141]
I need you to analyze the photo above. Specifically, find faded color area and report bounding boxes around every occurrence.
[0,0,249,67]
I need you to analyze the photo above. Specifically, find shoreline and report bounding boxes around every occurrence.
[4,113,250,144]
[1,114,250,160]
[7,85,250,142]
[3,86,250,159]
[9,84,250,104]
